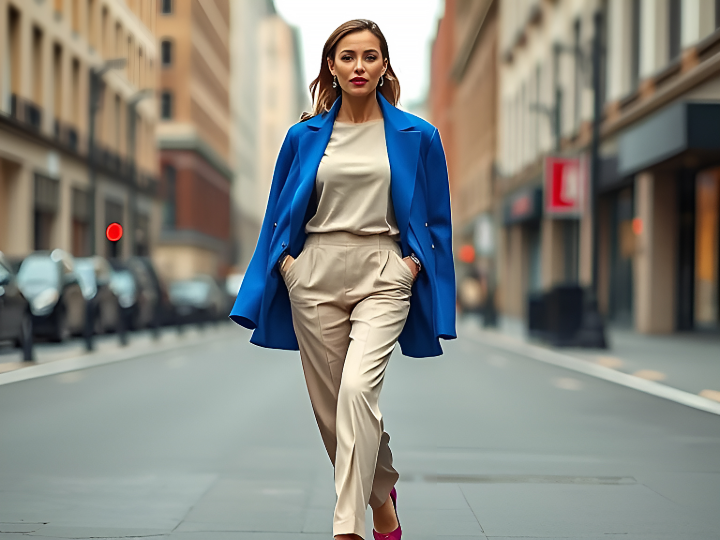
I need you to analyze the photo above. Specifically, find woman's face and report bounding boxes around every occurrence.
[328,30,388,98]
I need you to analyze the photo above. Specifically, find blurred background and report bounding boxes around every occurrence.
[0,0,719,349]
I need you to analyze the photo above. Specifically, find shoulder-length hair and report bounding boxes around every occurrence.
[300,19,401,121]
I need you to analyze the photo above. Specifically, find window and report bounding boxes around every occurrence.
[716,0,720,29]
[630,0,641,90]
[32,27,43,106]
[161,0,172,14]
[669,0,682,61]
[160,91,172,119]
[161,40,172,67]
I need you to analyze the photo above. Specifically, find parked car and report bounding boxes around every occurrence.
[16,249,86,342]
[109,259,154,331]
[0,252,34,360]
[170,275,226,324]
[75,256,120,334]
[126,257,175,327]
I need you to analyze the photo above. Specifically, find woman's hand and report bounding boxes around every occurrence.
[280,254,295,274]
[402,256,419,280]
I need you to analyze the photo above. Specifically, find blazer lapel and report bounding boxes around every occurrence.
[378,94,421,242]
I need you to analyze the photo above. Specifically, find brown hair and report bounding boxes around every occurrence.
[300,19,401,122]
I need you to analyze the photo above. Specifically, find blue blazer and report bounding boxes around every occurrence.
[229,93,456,357]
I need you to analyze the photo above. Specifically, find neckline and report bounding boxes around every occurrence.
[334,118,384,126]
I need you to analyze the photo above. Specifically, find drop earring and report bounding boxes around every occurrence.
[379,75,384,87]
[332,75,338,88]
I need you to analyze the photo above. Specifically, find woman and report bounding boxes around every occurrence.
[230,19,456,540]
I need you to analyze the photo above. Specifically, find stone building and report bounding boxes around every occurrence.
[0,0,160,260]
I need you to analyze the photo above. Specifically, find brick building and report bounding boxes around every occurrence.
[153,0,233,281]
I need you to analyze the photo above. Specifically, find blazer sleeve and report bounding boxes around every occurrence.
[425,128,457,339]
[229,129,297,329]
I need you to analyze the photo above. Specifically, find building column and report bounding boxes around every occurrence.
[3,162,34,256]
[541,217,565,289]
[682,0,716,47]
[633,172,677,333]
[640,0,668,78]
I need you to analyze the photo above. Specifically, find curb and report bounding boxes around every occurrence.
[0,325,236,387]
[465,328,720,416]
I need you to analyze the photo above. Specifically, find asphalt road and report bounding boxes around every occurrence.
[0,323,718,539]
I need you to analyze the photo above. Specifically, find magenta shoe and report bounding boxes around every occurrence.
[373,486,402,539]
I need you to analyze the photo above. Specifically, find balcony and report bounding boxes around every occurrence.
[9,94,43,131]
[53,117,83,153]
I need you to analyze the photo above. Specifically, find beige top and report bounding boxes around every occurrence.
[305,118,400,239]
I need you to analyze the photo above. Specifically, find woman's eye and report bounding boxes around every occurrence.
[366,55,377,61]
[341,55,352,61]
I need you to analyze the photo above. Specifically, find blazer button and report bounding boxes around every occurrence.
[431,244,435,249]
[281,242,286,247]
[425,222,428,227]
[273,223,277,227]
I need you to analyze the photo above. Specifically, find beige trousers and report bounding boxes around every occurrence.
[282,231,413,537]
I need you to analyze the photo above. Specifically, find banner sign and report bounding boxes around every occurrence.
[544,155,586,217]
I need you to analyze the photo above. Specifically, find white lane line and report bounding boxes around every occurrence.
[465,329,720,416]
[0,326,237,387]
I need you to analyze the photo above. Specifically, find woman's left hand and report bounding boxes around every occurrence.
[402,256,419,280]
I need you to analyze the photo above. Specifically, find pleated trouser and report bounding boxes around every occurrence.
[282,231,413,538]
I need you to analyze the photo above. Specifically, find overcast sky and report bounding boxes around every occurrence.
[274,0,445,108]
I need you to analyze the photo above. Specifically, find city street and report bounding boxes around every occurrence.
[1,323,719,539]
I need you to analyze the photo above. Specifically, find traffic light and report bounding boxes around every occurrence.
[106,222,123,258]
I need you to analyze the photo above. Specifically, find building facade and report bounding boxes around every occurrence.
[433,0,720,336]
[154,0,233,281]
[0,0,160,260]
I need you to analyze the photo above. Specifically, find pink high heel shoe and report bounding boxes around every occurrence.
[373,486,402,539]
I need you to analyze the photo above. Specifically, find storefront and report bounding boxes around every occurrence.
[499,186,543,325]
[612,100,720,333]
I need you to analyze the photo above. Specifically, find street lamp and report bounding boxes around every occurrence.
[87,58,127,257]
[126,89,154,257]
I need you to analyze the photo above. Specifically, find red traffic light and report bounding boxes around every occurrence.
[106,222,123,242]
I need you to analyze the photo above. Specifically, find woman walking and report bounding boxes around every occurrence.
[230,19,456,540]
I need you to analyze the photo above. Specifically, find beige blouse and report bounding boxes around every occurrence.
[305,118,400,239]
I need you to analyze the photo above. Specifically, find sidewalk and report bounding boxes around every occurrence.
[0,322,236,384]
[460,316,720,405]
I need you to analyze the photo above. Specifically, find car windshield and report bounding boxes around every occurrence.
[17,257,58,287]
[170,281,209,303]
[111,271,136,295]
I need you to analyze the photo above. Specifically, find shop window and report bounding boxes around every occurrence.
[695,170,719,329]
[160,91,173,119]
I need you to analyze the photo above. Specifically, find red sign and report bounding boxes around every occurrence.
[544,156,586,216]
[106,222,123,242]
